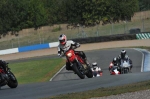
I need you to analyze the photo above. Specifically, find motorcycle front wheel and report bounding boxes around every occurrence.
[7,71,18,88]
[72,62,85,79]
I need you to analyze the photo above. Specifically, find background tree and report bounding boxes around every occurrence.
[27,0,48,29]
[139,0,150,11]
[0,0,140,35]
[0,0,48,35]
[0,0,12,34]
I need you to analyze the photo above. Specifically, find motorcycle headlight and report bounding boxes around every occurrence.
[67,53,72,57]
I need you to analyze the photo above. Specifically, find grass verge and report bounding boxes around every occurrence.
[9,58,65,84]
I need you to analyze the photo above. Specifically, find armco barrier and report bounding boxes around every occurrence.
[0,42,59,55]
[72,34,136,44]
[0,34,136,55]
[49,42,59,48]
[0,48,18,55]
[136,33,150,39]
[18,43,50,52]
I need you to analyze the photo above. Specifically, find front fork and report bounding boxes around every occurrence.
[70,58,86,74]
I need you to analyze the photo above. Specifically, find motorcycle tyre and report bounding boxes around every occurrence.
[124,69,129,74]
[86,69,93,78]
[72,63,85,79]
[7,71,18,88]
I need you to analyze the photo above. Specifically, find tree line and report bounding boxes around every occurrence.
[0,0,149,35]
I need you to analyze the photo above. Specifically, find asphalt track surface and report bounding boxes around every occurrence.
[1,48,150,99]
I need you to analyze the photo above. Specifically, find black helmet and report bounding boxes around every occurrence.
[113,57,118,65]
[113,57,117,63]
[121,50,126,59]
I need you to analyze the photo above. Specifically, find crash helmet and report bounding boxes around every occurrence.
[121,50,126,59]
[112,57,118,65]
[92,62,97,70]
[92,62,97,67]
[58,34,67,45]
[117,55,121,60]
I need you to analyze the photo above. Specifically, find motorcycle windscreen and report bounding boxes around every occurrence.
[120,60,131,67]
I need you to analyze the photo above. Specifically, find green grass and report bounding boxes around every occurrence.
[9,58,65,84]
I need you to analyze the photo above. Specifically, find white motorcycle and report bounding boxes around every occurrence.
[120,59,131,74]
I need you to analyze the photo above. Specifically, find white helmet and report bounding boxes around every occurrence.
[58,34,67,45]
[92,62,97,67]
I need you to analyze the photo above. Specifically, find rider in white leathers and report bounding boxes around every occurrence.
[91,62,103,77]
[57,34,90,70]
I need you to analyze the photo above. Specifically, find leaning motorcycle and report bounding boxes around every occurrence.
[0,62,18,88]
[120,59,131,74]
[64,49,93,79]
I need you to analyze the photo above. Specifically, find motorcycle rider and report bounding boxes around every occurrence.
[0,60,9,73]
[0,60,9,85]
[57,34,90,71]
[91,62,103,77]
[117,50,133,70]
[109,57,120,73]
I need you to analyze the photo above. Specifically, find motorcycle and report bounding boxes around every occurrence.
[109,62,120,75]
[64,49,93,79]
[120,59,131,74]
[91,67,103,77]
[0,62,18,89]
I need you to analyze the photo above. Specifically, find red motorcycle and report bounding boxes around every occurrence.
[0,62,18,89]
[64,49,93,79]
[109,62,120,75]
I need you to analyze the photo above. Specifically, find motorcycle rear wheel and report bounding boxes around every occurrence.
[86,68,93,78]
[124,69,129,74]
